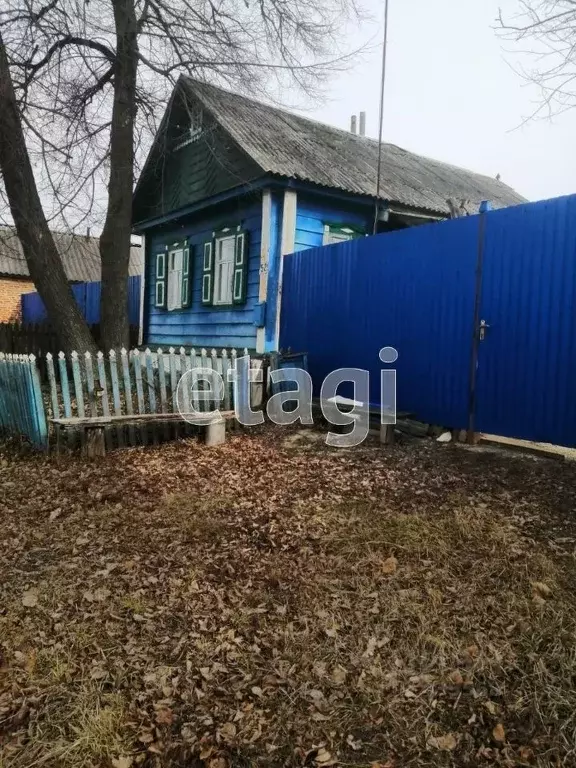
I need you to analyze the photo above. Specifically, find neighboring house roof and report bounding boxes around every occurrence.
[0,228,143,281]
[180,77,526,216]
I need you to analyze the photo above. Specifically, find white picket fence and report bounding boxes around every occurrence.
[43,346,261,449]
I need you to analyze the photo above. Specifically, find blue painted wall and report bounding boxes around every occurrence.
[264,193,282,353]
[145,196,263,349]
[143,188,381,352]
[260,191,372,352]
[295,195,371,251]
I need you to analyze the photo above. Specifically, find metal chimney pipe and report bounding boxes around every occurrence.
[350,115,357,134]
[359,111,366,137]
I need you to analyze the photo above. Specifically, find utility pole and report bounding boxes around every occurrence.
[373,0,391,235]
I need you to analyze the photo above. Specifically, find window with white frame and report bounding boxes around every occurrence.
[167,247,184,310]
[213,235,236,305]
[155,242,191,310]
[322,224,363,245]
[201,229,248,307]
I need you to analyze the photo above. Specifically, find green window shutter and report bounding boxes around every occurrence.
[181,243,192,308]
[155,250,167,308]
[201,241,213,305]
[232,230,249,305]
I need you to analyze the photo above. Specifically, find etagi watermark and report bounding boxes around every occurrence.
[175,347,398,448]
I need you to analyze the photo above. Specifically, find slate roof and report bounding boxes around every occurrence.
[182,77,526,215]
[0,228,143,281]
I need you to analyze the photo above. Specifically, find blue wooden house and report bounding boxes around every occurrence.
[133,77,524,353]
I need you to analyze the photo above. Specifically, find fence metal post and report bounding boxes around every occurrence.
[467,210,487,442]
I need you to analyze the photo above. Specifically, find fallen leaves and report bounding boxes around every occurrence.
[218,722,237,743]
[207,758,228,768]
[427,733,458,751]
[331,665,347,685]
[2,428,576,768]
[484,700,498,715]
[449,669,464,685]
[111,758,133,768]
[89,666,107,680]
[313,746,337,766]
[21,588,39,607]
[83,586,111,602]
[532,581,552,599]
[492,723,506,743]
[155,706,174,725]
[381,555,398,575]
[363,636,377,658]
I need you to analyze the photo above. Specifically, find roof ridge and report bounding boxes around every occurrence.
[180,76,509,188]
[182,75,391,146]
[0,225,99,242]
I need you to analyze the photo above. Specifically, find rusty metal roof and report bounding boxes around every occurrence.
[183,77,526,215]
[0,228,142,281]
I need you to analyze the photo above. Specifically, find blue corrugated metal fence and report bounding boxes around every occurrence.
[21,275,141,325]
[0,353,48,448]
[280,194,576,447]
[474,197,576,445]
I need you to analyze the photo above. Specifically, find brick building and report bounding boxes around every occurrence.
[0,228,141,323]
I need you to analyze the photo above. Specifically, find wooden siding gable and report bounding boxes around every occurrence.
[133,88,264,225]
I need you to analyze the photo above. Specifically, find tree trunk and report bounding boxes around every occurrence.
[99,0,138,351]
[0,34,97,355]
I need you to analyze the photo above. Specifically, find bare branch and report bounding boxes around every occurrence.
[497,0,576,118]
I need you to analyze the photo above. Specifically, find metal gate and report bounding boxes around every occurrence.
[280,194,576,447]
[473,195,576,446]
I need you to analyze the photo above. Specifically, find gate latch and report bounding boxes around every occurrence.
[479,319,490,341]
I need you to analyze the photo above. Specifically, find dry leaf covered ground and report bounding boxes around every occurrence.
[2,426,576,768]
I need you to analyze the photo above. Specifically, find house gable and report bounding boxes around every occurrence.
[133,86,265,226]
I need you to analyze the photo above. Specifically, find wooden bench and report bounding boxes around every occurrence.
[320,397,411,445]
[51,410,235,457]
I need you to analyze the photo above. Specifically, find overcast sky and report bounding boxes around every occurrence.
[297,0,575,202]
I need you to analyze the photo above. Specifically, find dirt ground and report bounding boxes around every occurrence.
[2,426,576,768]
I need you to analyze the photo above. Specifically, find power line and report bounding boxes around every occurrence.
[373,0,391,236]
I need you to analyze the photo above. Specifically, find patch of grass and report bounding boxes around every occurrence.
[19,687,130,768]
[119,593,150,614]
[33,647,73,685]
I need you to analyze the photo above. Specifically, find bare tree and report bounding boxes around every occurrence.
[1,0,363,349]
[497,1,576,119]
[0,30,97,354]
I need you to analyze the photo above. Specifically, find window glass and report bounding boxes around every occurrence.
[214,235,235,305]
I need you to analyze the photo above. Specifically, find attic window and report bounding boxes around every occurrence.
[174,108,204,150]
